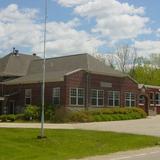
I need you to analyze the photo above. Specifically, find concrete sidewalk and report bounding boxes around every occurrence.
[0,115,160,136]
[76,147,160,160]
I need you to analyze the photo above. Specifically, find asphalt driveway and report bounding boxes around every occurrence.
[0,115,160,137]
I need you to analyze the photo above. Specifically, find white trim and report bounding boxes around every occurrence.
[25,89,32,105]
[91,89,104,107]
[52,87,60,105]
[69,88,85,106]
[125,92,136,107]
[108,91,120,107]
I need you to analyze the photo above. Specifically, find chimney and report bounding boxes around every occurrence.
[33,53,37,56]
[12,47,19,56]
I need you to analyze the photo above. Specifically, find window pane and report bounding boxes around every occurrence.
[131,93,135,99]
[53,97,60,105]
[78,89,84,97]
[108,91,113,98]
[53,88,60,97]
[131,101,135,106]
[71,97,76,105]
[115,92,120,99]
[25,98,31,105]
[71,89,76,96]
[126,100,130,107]
[78,97,84,105]
[125,93,130,99]
[92,98,97,105]
[109,100,113,106]
[98,91,103,98]
[115,100,119,106]
[98,99,103,106]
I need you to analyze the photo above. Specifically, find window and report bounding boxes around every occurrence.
[108,91,120,107]
[150,92,154,105]
[53,88,60,105]
[125,92,136,107]
[70,88,84,106]
[91,90,104,107]
[139,95,145,105]
[155,92,160,105]
[25,89,32,105]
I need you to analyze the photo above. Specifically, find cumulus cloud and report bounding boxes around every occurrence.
[33,19,104,57]
[0,4,104,57]
[57,0,150,41]
[134,40,160,57]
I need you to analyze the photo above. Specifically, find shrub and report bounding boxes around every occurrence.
[45,105,55,121]
[69,111,93,122]
[53,107,69,123]
[15,114,25,121]
[7,114,16,122]
[24,105,39,120]
[65,107,147,123]
[0,115,7,122]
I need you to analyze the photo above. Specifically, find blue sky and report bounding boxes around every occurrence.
[0,0,160,57]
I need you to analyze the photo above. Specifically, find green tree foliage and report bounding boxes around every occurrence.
[130,65,160,86]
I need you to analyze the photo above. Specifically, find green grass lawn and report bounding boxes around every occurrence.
[0,128,159,160]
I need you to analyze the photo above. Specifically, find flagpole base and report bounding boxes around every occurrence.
[37,135,47,139]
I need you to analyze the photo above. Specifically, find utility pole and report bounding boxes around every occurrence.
[38,0,47,139]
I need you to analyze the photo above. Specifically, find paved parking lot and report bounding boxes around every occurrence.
[0,115,160,137]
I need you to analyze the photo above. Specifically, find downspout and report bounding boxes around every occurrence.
[86,71,89,110]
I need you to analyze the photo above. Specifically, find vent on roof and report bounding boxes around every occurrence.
[12,47,19,56]
[33,53,37,56]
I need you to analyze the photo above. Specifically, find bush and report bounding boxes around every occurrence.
[7,114,16,122]
[24,105,39,120]
[53,107,69,123]
[64,107,147,123]
[15,114,25,121]
[69,111,93,122]
[45,105,55,121]
[0,115,7,122]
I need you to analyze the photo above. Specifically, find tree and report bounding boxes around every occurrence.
[115,45,138,73]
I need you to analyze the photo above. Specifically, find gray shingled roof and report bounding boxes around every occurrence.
[0,53,40,77]
[3,53,126,85]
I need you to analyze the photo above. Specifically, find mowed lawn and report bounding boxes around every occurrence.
[0,128,160,160]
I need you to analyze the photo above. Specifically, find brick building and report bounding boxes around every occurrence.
[0,52,160,115]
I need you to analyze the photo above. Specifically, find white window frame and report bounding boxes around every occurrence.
[125,92,136,107]
[25,89,32,105]
[91,89,104,107]
[70,88,85,106]
[52,87,60,105]
[108,91,120,107]
[155,92,160,106]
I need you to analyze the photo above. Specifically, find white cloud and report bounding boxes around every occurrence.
[134,40,160,57]
[58,0,150,41]
[156,28,160,37]
[0,4,104,57]
[33,19,104,57]
[57,0,88,7]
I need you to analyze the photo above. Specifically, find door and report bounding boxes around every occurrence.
[0,101,2,115]
[8,101,15,114]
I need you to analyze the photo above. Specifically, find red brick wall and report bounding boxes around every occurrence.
[4,81,65,109]
[64,71,139,107]
[64,70,86,107]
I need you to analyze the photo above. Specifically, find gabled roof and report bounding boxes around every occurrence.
[138,84,160,89]
[3,53,127,85]
[0,53,40,77]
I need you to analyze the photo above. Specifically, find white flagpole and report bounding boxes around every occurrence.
[39,0,47,138]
